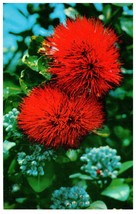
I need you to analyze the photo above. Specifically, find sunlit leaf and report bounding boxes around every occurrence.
[103,4,112,21]
[27,162,55,192]
[64,7,79,19]
[15,198,27,204]
[69,173,91,180]
[22,55,39,71]
[101,179,130,201]
[3,140,16,159]
[118,161,133,175]
[3,140,16,153]
[66,149,78,161]
[92,125,110,137]
[121,68,133,74]
[87,200,107,209]
[120,17,133,37]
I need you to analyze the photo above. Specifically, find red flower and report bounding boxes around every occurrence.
[42,17,122,97]
[17,86,104,148]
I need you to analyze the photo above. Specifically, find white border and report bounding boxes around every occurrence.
[1,0,135,214]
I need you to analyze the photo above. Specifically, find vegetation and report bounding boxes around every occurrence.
[3,3,133,209]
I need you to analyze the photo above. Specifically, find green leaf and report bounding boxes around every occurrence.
[69,173,91,180]
[101,179,130,201]
[121,68,133,74]
[28,35,44,56]
[22,54,51,81]
[112,3,132,7]
[4,202,16,209]
[114,126,131,139]
[38,56,52,80]
[55,155,70,163]
[3,140,16,159]
[64,7,79,19]
[22,55,39,71]
[103,4,112,21]
[8,159,17,174]
[118,161,133,175]
[3,81,22,99]
[27,162,55,192]
[66,149,78,161]
[93,125,110,137]
[15,198,27,204]
[120,17,133,37]
[110,88,126,100]
[87,200,107,209]
[19,70,30,94]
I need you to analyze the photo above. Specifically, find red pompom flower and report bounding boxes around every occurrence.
[42,17,122,97]
[17,86,104,148]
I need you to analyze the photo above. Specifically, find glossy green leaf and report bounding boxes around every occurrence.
[69,173,91,180]
[118,161,133,175]
[66,149,78,161]
[64,7,79,19]
[103,4,112,20]
[8,159,17,174]
[27,162,55,192]
[15,198,27,204]
[88,200,107,209]
[101,179,130,201]
[38,56,48,71]
[38,56,52,80]
[93,125,110,137]
[28,35,44,56]
[3,81,22,99]
[3,140,16,159]
[112,3,132,7]
[121,68,133,74]
[120,17,133,37]
[19,70,30,94]
[22,55,39,71]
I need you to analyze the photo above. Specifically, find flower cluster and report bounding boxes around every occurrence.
[3,108,22,138]
[80,146,121,180]
[43,17,122,97]
[50,186,91,209]
[17,144,56,176]
[17,17,122,149]
[18,86,104,148]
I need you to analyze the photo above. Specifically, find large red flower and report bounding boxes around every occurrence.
[17,86,104,148]
[42,17,122,97]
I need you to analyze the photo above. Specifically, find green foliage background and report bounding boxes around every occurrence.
[3,3,133,209]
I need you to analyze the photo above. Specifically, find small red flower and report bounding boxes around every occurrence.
[17,86,104,148]
[96,169,102,175]
[42,17,122,97]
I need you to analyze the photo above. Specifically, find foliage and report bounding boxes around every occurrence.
[3,3,133,209]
